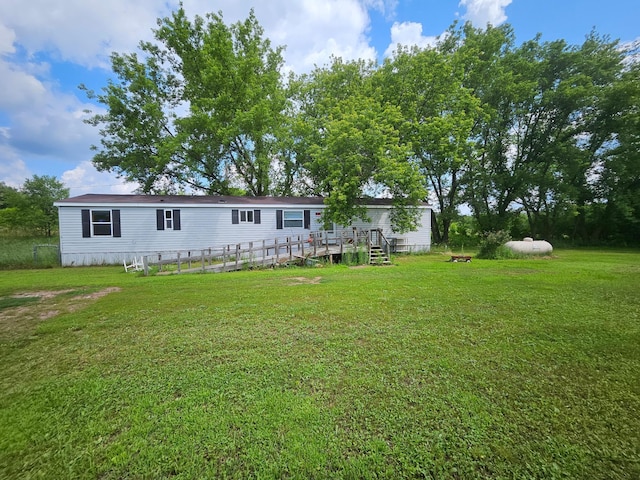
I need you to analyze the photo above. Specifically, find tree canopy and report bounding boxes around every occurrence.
[83,8,289,196]
[0,176,69,237]
[84,7,639,243]
[291,58,426,232]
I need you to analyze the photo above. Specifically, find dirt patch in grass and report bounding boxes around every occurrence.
[0,287,121,337]
[10,289,76,300]
[285,276,322,286]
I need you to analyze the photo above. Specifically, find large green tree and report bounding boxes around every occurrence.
[379,37,480,244]
[84,7,291,196]
[292,58,426,232]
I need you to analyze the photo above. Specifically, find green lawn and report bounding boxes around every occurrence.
[1,250,639,479]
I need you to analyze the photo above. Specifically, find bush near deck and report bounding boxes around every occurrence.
[0,250,639,479]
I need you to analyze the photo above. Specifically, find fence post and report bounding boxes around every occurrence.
[143,256,149,276]
[262,240,266,267]
[177,252,181,273]
[201,250,205,272]
[235,244,240,270]
[275,238,279,263]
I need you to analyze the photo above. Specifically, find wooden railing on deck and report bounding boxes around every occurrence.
[141,228,390,275]
[142,235,308,275]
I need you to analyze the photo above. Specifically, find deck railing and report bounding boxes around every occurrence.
[141,235,309,275]
[140,228,391,275]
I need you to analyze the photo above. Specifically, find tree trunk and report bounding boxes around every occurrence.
[431,211,442,244]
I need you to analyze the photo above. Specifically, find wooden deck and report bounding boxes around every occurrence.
[142,229,393,275]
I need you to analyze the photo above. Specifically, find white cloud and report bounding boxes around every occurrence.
[0,56,100,161]
[62,161,138,196]
[0,144,30,188]
[213,0,379,71]
[459,0,512,27]
[384,21,439,57]
[0,60,46,110]
[0,23,16,55]
[0,0,166,68]
[0,0,383,73]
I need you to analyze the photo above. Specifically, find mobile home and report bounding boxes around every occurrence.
[54,194,431,266]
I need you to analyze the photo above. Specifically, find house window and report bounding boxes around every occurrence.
[232,209,261,224]
[92,210,112,236]
[240,210,254,223]
[156,209,181,230]
[82,209,121,238]
[276,209,310,229]
[283,210,303,228]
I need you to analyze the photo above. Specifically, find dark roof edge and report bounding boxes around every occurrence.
[55,193,430,207]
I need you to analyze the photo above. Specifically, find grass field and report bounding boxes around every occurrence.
[0,235,60,269]
[0,250,639,479]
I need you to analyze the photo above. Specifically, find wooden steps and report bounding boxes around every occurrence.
[369,246,391,265]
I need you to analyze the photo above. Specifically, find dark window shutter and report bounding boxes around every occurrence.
[276,210,283,229]
[231,209,239,224]
[254,209,261,224]
[304,210,311,229]
[173,210,181,230]
[81,209,91,238]
[112,210,121,237]
[156,209,164,230]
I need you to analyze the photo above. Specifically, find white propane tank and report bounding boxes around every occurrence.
[504,237,553,255]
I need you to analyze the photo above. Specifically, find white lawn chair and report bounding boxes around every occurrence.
[124,256,143,272]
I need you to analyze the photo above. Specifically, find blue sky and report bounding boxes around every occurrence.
[0,0,638,197]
